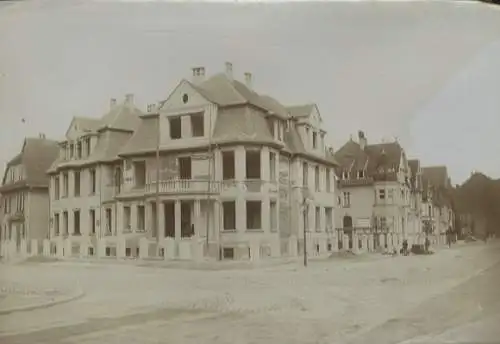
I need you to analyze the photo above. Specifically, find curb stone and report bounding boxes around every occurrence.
[0,288,85,315]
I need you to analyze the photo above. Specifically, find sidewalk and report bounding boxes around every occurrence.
[20,240,460,271]
[0,282,85,315]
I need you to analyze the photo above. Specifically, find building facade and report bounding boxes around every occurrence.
[0,135,59,259]
[47,94,141,258]
[422,166,454,244]
[114,62,338,261]
[408,159,424,244]
[334,131,418,251]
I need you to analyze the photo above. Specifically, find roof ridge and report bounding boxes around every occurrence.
[205,73,248,103]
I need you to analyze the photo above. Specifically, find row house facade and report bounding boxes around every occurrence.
[113,62,339,261]
[333,131,421,251]
[408,159,424,242]
[47,94,141,258]
[422,166,454,244]
[0,136,59,258]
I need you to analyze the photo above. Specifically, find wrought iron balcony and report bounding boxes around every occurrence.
[146,179,221,194]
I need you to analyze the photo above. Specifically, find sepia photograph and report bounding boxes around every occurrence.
[0,0,500,343]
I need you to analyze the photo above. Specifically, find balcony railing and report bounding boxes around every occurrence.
[146,179,221,194]
[335,226,390,234]
[117,179,283,197]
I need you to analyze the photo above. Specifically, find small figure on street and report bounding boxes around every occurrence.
[424,237,430,254]
[446,227,452,248]
[401,239,409,256]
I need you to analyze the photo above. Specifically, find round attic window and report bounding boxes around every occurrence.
[182,93,189,104]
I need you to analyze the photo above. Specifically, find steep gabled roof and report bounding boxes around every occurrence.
[334,138,403,181]
[159,73,291,120]
[422,166,452,206]
[49,98,142,172]
[1,137,59,189]
[422,166,450,189]
[100,102,142,132]
[334,139,368,173]
[286,104,315,118]
[64,117,102,138]
[408,159,420,176]
[408,159,420,190]
[212,106,277,146]
[365,142,403,174]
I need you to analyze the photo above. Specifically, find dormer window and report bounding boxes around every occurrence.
[69,143,74,159]
[267,118,275,138]
[342,171,348,180]
[357,170,365,179]
[85,137,91,157]
[60,143,67,160]
[76,141,82,159]
[278,121,283,141]
[312,132,317,149]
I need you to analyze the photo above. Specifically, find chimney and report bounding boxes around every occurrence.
[191,66,205,84]
[110,98,117,109]
[225,61,233,80]
[244,72,252,89]
[147,103,158,113]
[358,130,367,150]
[125,93,134,105]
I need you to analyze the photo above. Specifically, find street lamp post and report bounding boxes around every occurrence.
[293,185,312,267]
[302,198,308,267]
[148,103,161,249]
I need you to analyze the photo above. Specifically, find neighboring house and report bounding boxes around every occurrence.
[116,62,338,261]
[334,131,414,251]
[422,166,454,243]
[47,94,141,258]
[408,159,424,244]
[0,135,59,258]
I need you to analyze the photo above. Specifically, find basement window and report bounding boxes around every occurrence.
[190,113,204,137]
[169,117,181,139]
[223,247,235,260]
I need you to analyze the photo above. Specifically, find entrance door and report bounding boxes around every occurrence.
[343,216,353,249]
[164,202,175,238]
[15,224,21,250]
[181,201,193,238]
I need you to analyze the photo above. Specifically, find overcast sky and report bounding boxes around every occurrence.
[1,0,500,183]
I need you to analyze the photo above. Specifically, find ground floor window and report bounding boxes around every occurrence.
[223,247,234,260]
[246,201,262,230]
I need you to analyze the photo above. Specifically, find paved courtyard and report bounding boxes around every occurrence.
[0,241,499,344]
